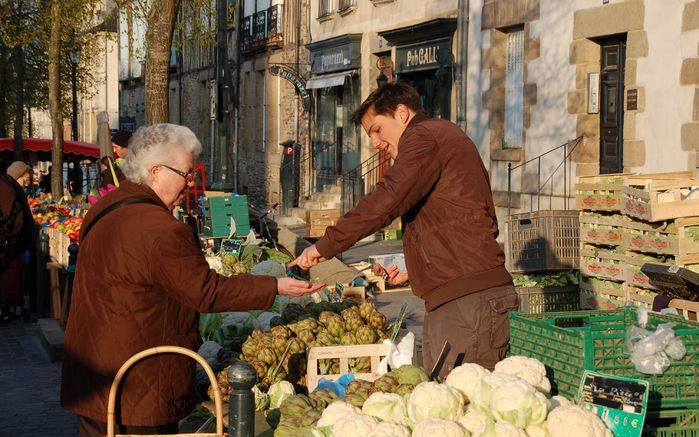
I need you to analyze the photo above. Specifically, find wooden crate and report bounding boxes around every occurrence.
[44,228,70,267]
[669,298,699,322]
[624,283,658,308]
[622,172,699,222]
[622,217,699,256]
[575,173,632,211]
[306,343,390,392]
[579,213,625,247]
[306,209,340,238]
[580,278,626,309]
[579,243,626,282]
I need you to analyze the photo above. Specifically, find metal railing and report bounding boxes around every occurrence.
[340,151,391,215]
[506,136,583,216]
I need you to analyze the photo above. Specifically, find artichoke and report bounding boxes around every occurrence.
[355,325,378,344]
[370,374,399,393]
[250,361,269,383]
[358,302,377,321]
[318,311,337,326]
[341,306,361,321]
[280,394,316,418]
[270,325,292,339]
[339,332,358,345]
[316,332,336,346]
[257,347,277,366]
[367,311,386,330]
[242,338,258,359]
[272,337,288,356]
[346,379,373,396]
[324,314,346,338]
[343,392,368,408]
[344,316,364,333]
[394,383,415,397]
[393,364,429,386]
[251,328,265,339]
[288,338,306,354]
[207,383,231,402]
[297,329,316,346]
[349,357,371,373]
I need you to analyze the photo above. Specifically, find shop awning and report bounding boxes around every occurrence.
[0,138,101,160]
[305,71,355,90]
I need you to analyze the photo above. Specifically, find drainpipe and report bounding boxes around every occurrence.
[455,0,469,132]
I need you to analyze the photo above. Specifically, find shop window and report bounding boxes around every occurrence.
[504,27,524,149]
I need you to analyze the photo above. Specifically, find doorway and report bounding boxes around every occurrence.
[599,36,626,174]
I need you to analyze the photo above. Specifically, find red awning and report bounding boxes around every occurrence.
[0,138,101,159]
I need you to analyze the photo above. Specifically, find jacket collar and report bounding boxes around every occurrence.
[118,180,169,210]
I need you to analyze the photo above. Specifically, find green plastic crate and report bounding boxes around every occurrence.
[643,409,699,436]
[509,308,699,411]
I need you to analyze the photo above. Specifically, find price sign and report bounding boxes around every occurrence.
[578,371,649,437]
[220,239,242,256]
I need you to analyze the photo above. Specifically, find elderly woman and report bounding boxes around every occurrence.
[61,124,323,437]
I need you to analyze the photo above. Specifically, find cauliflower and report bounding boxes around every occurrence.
[411,419,468,437]
[546,406,612,437]
[457,410,492,433]
[445,362,490,404]
[362,392,405,422]
[494,356,551,394]
[470,372,523,412]
[268,381,295,409]
[525,423,550,437]
[316,401,362,427]
[332,414,379,437]
[366,421,411,437]
[458,410,528,437]
[251,260,287,277]
[488,377,548,427]
[548,395,572,411]
[406,381,464,422]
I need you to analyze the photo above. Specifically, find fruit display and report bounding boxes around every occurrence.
[270,357,613,437]
[30,195,88,242]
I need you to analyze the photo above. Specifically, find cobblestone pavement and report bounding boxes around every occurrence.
[0,318,77,437]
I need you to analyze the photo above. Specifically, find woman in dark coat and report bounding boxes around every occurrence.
[60,124,323,436]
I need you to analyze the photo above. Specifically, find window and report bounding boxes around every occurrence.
[319,0,333,17]
[338,0,356,13]
[504,28,524,149]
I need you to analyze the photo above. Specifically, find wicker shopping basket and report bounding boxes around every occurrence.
[106,346,226,437]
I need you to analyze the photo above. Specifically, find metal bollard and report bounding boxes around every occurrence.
[227,361,257,437]
[36,233,49,317]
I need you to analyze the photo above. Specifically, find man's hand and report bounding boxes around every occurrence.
[372,262,409,286]
[288,244,326,270]
[277,277,325,297]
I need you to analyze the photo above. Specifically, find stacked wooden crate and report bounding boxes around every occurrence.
[577,172,699,315]
[306,209,340,238]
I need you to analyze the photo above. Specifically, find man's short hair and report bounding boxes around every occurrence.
[350,81,423,125]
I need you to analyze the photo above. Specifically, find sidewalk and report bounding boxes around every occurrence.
[0,318,77,436]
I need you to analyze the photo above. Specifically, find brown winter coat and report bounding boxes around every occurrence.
[316,113,512,311]
[61,181,277,425]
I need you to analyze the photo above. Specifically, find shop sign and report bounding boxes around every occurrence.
[311,45,358,74]
[269,65,312,111]
[396,38,452,73]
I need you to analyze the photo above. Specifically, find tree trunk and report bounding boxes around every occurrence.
[0,43,9,138]
[144,0,181,125]
[13,44,25,161]
[48,0,64,197]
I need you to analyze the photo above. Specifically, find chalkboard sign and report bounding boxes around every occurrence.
[578,371,649,437]
[220,239,242,256]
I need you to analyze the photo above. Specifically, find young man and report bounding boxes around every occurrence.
[100,130,131,188]
[290,82,517,375]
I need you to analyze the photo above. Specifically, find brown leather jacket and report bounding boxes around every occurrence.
[316,113,511,311]
[61,181,277,425]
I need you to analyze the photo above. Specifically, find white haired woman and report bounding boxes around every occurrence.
[60,124,323,437]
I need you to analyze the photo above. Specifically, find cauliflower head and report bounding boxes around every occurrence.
[547,406,612,437]
[366,421,411,437]
[470,372,523,412]
[489,377,548,427]
[316,401,361,427]
[406,381,464,422]
[493,356,551,394]
[457,410,492,434]
[332,414,379,437]
[525,423,550,437]
[362,392,405,422]
[445,362,490,404]
[548,395,572,412]
[411,419,468,437]
[268,381,295,409]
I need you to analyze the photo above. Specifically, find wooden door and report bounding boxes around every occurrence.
[599,38,626,174]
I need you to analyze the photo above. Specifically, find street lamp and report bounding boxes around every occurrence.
[67,47,81,141]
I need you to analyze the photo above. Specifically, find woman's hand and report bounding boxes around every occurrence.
[277,277,325,297]
[372,262,409,286]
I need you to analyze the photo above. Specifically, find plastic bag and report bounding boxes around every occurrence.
[377,332,415,375]
[626,322,687,374]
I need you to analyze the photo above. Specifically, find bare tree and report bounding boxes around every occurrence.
[48,0,64,196]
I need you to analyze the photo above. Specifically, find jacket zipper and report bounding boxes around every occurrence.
[414,233,432,269]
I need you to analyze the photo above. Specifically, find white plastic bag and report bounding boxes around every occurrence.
[626,322,687,374]
[377,332,415,374]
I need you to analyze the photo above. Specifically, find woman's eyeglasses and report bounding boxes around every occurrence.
[159,164,195,182]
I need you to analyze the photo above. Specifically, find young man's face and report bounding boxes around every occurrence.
[112,144,127,159]
[360,104,411,159]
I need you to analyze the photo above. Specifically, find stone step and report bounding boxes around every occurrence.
[37,318,64,362]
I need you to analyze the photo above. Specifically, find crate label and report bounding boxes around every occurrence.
[578,371,648,437]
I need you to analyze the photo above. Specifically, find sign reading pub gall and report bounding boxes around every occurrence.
[396,38,453,73]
